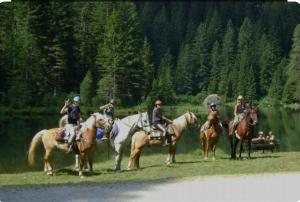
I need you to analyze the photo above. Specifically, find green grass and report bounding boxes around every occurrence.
[1,150,300,187]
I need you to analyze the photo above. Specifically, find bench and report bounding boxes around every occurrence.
[243,140,280,153]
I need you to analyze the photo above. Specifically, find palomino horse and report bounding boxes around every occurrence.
[200,111,222,160]
[28,113,110,176]
[127,112,198,170]
[228,106,258,159]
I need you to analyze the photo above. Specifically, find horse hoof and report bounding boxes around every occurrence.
[204,157,208,161]
[212,157,216,161]
[80,175,84,179]
[46,171,53,176]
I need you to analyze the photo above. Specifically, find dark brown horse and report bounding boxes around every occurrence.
[228,106,258,159]
[200,111,222,160]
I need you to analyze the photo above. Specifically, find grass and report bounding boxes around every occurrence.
[1,150,300,187]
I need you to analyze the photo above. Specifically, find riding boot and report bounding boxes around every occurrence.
[231,125,237,137]
[67,133,76,154]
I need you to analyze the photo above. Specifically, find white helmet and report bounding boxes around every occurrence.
[73,96,80,102]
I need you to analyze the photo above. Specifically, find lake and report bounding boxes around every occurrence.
[0,106,299,173]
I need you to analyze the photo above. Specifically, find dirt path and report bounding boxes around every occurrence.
[1,173,299,202]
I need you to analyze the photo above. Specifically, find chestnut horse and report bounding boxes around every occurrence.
[200,111,222,160]
[228,106,258,159]
[127,112,198,170]
[28,113,110,176]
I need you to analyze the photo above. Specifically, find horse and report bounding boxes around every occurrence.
[28,113,110,176]
[127,112,198,170]
[200,111,222,160]
[227,106,258,160]
[62,112,151,171]
[76,112,151,171]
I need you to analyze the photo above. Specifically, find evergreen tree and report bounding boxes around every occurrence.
[236,18,255,99]
[258,34,280,96]
[140,37,154,97]
[269,58,288,99]
[80,70,93,105]
[192,23,210,94]
[148,51,175,105]
[218,20,236,99]
[96,3,143,105]
[208,41,221,94]
[151,6,170,65]
[175,43,193,94]
[283,24,300,103]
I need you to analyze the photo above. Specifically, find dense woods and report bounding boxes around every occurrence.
[0,1,300,107]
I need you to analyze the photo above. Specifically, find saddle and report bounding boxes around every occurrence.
[149,125,175,140]
[55,128,66,143]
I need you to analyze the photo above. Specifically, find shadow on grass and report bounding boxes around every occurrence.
[54,168,102,176]
[219,155,281,160]
[174,160,202,164]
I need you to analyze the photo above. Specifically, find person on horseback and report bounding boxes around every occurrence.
[152,99,173,145]
[230,95,246,136]
[60,95,81,152]
[201,103,222,134]
[100,99,115,120]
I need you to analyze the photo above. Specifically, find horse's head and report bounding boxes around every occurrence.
[248,106,258,125]
[207,111,219,125]
[92,112,111,129]
[138,112,151,132]
[185,112,198,127]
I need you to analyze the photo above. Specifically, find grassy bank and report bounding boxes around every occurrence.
[1,150,300,187]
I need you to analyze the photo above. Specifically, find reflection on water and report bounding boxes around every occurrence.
[0,106,299,173]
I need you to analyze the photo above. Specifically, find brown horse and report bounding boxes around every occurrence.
[200,111,222,160]
[127,112,198,170]
[28,113,110,176]
[228,106,258,160]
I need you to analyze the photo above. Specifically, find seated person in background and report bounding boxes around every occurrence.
[252,131,265,143]
[269,131,275,144]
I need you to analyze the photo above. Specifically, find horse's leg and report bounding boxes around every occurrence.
[210,141,216,161]
[247,139,251,159]
[78,154,85,177]
[75,154,79,171]
[87,152,94,173]
[204,137,209,161]
[43,149,53,175]
[128,148,140,170]
[239,139,243,160]
[233,136,238,159]
[171,145,177,163]
[114,143,123,171]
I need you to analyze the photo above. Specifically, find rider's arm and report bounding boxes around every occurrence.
[234,105,238,117]
[60,100,70,114]
[162,116,173,124]
[99,103,109,110]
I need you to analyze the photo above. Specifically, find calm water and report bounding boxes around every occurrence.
[0,107,299,173]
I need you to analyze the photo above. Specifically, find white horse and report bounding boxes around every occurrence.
[73,112,151,171]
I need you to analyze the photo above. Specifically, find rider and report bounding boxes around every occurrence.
[60,96,81,151]
[99,99,115,139]
[152,99,173,145]
[201,103,222,134]
[100,99,115,120]
[230,95,246,136]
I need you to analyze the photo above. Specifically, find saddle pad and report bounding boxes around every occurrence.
[111,123,119,138]
[55,128,66,142]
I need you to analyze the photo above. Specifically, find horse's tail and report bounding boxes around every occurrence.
[28,129,46,166]
[130,132,138,154]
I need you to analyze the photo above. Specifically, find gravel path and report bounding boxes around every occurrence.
[1,173,300,202]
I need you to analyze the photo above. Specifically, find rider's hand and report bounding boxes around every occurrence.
[64,99,70,106]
